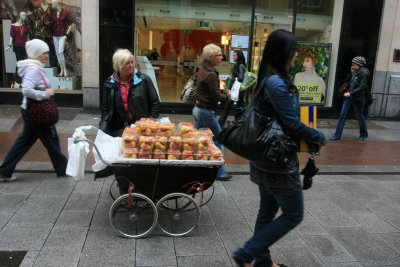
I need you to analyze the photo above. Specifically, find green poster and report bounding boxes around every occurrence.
[292,42,332,105]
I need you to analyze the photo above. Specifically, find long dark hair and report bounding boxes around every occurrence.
[256,29,298,88]
[232,50,246,78]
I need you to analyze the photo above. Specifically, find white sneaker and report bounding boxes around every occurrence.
[0,175,17,182]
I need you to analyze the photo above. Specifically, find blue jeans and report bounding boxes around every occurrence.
[0,109,68,177]
[192,106,227,177]
[234,186,304,267]
[333,98,368,139]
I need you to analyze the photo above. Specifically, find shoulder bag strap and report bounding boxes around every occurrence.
[39,71,49,89]
[262,76,291,131]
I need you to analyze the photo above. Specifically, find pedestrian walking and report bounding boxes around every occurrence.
[232,29,326,267]
[330,56,370,141]
[218,50,246,127]
[0,39,68,182]
[192,43,232,180]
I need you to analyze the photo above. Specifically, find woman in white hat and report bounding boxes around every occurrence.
[0,39,68,182]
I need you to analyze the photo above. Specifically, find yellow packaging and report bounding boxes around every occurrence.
[300,106,317,152]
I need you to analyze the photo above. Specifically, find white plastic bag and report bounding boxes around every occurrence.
[66,126,95,180]
[91,129,121,172]
[231,78,241,101]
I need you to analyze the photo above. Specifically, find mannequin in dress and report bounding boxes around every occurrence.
[33,0,57,67]
[5,12,30,86]
[51,0,72,77]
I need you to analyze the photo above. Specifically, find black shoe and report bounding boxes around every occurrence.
[216,175,232,181]
[278,264,289,267]
[232,254,246,267]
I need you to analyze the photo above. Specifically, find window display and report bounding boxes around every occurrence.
[1,0,81,89]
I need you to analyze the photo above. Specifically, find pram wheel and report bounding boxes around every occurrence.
[109,193,158,238]
[156,193,200,237]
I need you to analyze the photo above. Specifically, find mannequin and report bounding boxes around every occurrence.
[51,0,72,77]
[33,0,57,67]
[5,12,30,86]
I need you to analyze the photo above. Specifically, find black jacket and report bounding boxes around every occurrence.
[345,68,370,105]
[232,63,245,83]
[99,71,160,134]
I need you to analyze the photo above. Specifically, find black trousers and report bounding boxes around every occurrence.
[14,46,26,84]
[218,90,245,128]
[0,108,68,177]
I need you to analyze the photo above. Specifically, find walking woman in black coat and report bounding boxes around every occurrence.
[218,50,246,127]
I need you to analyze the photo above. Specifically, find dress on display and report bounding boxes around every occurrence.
[51,9,72,64]
[10,24,30,84]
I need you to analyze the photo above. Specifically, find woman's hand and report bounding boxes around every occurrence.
[46,88,55,96]
[343,92,350,98]
[225,89,231,98]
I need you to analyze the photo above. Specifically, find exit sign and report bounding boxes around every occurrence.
[197,21,209,28]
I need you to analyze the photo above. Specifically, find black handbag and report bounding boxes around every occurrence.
[24,72,59,126]
[218,76,297,171]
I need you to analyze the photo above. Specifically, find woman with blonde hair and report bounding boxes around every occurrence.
[99,48,160,136]
[193,43,231,180]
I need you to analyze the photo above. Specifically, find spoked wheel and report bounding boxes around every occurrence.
[109,193,158,238]
[156,193,200,237]
[160,183,214,211]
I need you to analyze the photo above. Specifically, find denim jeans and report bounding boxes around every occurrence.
[0,109,68,177]
[333,98,368,139]
[192,106,227,177]
[234,186,304,267]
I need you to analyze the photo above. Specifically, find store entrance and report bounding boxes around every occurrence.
[135,6,251,103]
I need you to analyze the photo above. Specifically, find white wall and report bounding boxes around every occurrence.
[375,0,400,72]
[81,0,99,89]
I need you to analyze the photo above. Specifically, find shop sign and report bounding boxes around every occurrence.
[196,21,209,28]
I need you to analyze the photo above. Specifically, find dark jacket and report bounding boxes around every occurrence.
[99,71,160,134]
[344,67,370,105]
[195,59,229,110]
[253,74,326,173]
[232,63,245,83]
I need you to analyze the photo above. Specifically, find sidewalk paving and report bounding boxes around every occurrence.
[1,105,400,266]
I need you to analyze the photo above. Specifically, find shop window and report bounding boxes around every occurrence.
[1,0,82,90]
[135,0,251,103]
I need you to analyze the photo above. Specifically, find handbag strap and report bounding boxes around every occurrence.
[39,71,49,89]
[262,76,291,130]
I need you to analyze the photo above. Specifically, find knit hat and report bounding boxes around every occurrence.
[25,39,49,59]
[352,56,366,67]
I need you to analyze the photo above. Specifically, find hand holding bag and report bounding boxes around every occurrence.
[24,72,59,126]
[218,76,297,172]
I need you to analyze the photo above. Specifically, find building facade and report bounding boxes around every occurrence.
[1,0,399,118]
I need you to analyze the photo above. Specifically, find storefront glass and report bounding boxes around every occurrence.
[1,0,82,90]
[135,0,252,102]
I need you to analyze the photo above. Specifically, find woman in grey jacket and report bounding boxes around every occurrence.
[0,39,68,182]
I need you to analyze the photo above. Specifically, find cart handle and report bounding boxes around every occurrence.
[73,139,112,167]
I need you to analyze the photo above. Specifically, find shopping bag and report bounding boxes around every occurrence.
[240,65,258,92]
[180,78,197,104]
[231,78,241,101]
[66,126,94,180]
[91,129,121,172]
